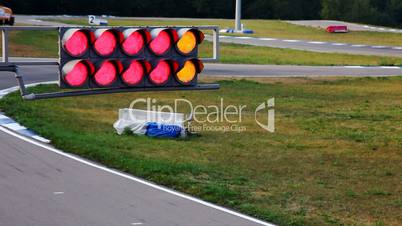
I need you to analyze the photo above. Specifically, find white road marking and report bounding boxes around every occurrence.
[344,66,365,69]
[219,35,227,38]
[308,41,326,44]
[282,40,299,43]
[32,135,51,143]
[235,36,253,39]
[332,43,347,46]
[0,126,275,226]
[380,66,400,69]
[131,223,143,225]
[372,46,387,49]
[3,123,26,131]
[53,192,64,195]
[351,45,366,48]
[29,19,43,23]
[259,38,277,41]
[393,47,402,50]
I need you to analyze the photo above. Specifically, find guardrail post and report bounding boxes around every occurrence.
[213,27,220,61]
[2,29,9,63]
[14,66,30,97]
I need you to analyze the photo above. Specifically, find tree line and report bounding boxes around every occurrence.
[3,0,402,27]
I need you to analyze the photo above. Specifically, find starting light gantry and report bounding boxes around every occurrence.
[0,25,220,100]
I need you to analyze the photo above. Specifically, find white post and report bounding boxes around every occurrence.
[2,29,9,63]
[235,0,242,32]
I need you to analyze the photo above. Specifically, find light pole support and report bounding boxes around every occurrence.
[235,0,242,32]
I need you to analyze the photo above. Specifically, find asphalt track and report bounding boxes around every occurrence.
[0,127,275,226]
[16,15,402,57]
[204,64,402,77]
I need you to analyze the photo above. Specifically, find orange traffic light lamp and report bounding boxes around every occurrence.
[176,28,205,55]
[176,59,204,84]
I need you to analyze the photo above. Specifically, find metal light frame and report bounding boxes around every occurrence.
[0,25,220,100]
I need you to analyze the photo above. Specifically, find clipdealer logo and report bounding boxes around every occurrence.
[255,98,275,133]
[128,98,275,133]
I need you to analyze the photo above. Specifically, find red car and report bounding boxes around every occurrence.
[326,25,348,33]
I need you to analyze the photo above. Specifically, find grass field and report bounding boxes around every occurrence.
[54,18,402,47]
[1,77,401,226]
[7,30,59,58]
[4,28,402,66]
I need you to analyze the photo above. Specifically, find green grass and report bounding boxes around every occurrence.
[5,27,402,66]
[7,29,59,58]
[54,18,402,47]
[1,77,401,225]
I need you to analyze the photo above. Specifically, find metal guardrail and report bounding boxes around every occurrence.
[0,25,220,100]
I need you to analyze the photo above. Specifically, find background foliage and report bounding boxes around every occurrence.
[3,0,402,27]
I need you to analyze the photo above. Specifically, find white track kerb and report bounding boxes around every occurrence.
[0,82,275,226]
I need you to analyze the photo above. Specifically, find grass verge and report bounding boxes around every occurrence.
[7,29,59,58]
[1,77,401,225]
[54,18,402,47]
[4,28,402,66]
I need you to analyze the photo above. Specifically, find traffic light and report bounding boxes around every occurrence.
[59,26,210,92]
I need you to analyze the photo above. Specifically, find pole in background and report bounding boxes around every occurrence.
[221,0,253,34]
[235,0,242,32]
